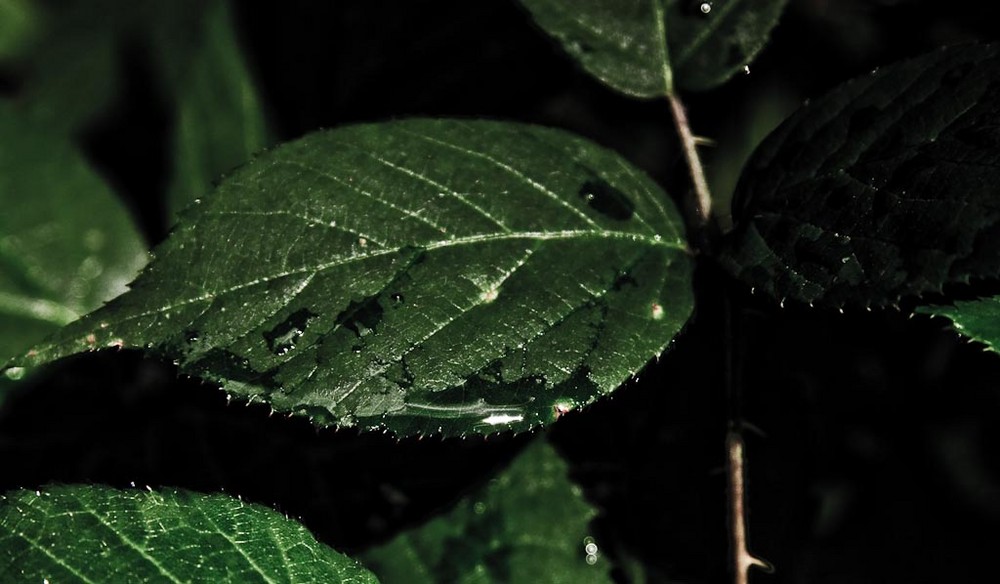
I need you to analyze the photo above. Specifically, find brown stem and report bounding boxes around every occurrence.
[667,92,712,226]
[727,430,771,584]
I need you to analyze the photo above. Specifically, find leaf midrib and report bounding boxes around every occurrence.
[28,229,678,362]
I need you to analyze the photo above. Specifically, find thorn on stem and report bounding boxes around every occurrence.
[728,431,773,584]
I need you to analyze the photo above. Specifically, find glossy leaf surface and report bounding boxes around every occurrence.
[0,104,147,363]
[0,485,378,583]
[920,297,1000,352]
[721,43,1000,308]
[11,119,693,436]
[518,0,787,96]
[362,439,612,583]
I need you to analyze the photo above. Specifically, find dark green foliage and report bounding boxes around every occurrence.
[10,120,694,437]
[362,440,612,584]
[0,485,378,583]
[519,0,788,96]
[721,43,1000,308]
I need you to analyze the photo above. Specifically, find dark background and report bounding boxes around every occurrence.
[3,1,1000,582]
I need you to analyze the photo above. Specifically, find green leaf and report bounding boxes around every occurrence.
[0,0,39,62]
[362,439,612,584]
[159,0,272,218]
[0,103,147,365]
[0,485,379,583]
[720,43,1000,308]
[517,0,788,97]
[919,298,1000,352]
[9,119,693,436]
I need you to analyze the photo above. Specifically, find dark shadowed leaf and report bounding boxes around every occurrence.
[156,0,272,218]
[720,43,1000,308]
[362,439,612,584]
[919,297,1000,352]
[0,485,378,583]
[0,104,147,365]
[8,119,693,436]
[518,0,787,97]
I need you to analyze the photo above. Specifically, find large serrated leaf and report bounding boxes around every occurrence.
[8,119,693,436]
[518,0,788,97]
[0,485,378,583]
[720,43,1000,308]
[362,439,612,584]
[0,104,147,364]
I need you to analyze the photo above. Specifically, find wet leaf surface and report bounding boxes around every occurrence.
[10,119,693,437]
[361,439,612,584]
[0,484,378,583]
[720,43,1000,308]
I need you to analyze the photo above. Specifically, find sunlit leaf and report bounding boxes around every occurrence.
[362,439,612,584]
[9,119,693,436]
[0,485,378,583]
[720,43,1000,308]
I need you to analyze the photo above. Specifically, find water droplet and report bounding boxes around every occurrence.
[480,413,523,425]
[3,367,25,381]
[700,2,712,14]
[193,198,202,205]
[583,536,600,565]
[473,501,487,515]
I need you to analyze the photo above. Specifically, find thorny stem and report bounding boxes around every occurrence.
[668,89,768,582]
[727,431,772,584]
[668,92,713,227]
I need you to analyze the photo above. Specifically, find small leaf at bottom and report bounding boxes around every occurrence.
[362,439,611,584]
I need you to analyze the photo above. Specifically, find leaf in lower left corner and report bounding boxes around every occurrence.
[0,485,379,583]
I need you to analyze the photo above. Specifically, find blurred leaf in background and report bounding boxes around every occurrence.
[0,0,39,63]
[0,103,147,403]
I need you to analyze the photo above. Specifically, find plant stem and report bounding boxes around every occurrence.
[727,430,771,584]
[667,92,712,226]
